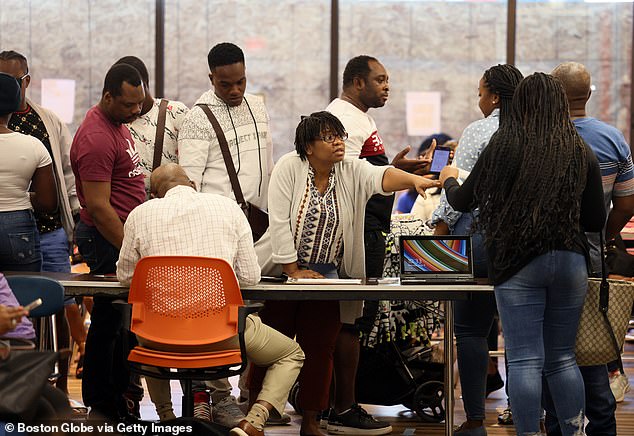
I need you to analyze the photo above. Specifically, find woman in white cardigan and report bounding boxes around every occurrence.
[252,111,439,436]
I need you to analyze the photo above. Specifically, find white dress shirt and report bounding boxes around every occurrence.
[117,184,261,286]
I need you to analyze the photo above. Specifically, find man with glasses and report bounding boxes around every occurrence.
[0,50,86,395]
[0,51,78,277]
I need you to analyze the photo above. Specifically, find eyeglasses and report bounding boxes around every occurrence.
[320,132,348,143]
[16,72,29,88]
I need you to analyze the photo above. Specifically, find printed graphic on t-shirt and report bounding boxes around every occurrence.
[124,138,144,177]
[360,130,385,158]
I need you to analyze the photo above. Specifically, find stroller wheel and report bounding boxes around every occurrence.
[412,381,445,423]
[288,380,302,414]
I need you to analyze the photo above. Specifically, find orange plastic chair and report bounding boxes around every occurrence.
[127,256,249,417]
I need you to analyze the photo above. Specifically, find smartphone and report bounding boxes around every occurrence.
[24,298,43,312]
[429,146,451,175]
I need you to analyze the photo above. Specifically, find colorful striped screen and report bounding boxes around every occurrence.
[401,237,470,273]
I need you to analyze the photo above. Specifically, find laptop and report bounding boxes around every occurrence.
[399,235,475,285]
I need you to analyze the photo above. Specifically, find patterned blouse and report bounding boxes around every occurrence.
[294,166,344,268]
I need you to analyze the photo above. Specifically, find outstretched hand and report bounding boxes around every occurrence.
[392,145,431,175]
[413,175,442,198]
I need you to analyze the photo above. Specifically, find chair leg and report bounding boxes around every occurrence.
[182,379,194,417]
[50,314,60,377]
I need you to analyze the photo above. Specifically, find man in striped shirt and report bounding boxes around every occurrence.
[546,61,634,436]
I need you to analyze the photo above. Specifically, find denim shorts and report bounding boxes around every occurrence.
[0,209,42,271]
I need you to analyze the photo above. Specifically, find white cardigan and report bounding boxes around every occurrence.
[256,152,392,322]
[28,98,78,242]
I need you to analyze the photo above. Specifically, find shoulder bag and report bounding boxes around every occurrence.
[575,233,634,367]
[152,99,169,171]
[196,104,269,242]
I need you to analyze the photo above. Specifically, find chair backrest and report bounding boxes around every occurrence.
[128,256,245,346]
[5,276,65,317]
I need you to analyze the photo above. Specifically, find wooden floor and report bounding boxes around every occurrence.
[67,341,634,435]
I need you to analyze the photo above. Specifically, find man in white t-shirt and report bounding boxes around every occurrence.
[324,55,429,435]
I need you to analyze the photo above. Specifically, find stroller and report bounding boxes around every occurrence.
[355,299,446,423]
[287,299,446,423]
[355,215,446,422]
[288,216,447,423]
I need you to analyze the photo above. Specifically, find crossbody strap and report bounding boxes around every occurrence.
[152,99,169,171]
[599,232,624,372]
[196,104,247,208]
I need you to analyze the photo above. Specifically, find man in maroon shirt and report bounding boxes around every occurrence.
[70,63,146,422]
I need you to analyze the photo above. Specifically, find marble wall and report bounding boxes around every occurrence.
[0,0,155,131]
[516,3,632,142]
[0,0,631,161]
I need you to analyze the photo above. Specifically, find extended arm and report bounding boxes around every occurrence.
[441,156,483,213]
[381,168,440,196]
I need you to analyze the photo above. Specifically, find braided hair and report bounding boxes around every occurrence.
[473,72,588,270]
[482,64,524,124]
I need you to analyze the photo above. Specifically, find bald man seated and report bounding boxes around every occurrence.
[117,163,305,436]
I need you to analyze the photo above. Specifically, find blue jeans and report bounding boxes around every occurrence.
[74,221,119,275]
[544,364,616,436]
[0,210,41,272]
[40,227,75,305]
[496,251,587,436]
[453,212,495,420]
[40,227,71,273]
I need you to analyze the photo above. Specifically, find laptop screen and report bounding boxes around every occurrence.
[400,235,473,277]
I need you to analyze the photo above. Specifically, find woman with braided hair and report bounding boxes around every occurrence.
[431,64,523,436]
[440,72,605,436]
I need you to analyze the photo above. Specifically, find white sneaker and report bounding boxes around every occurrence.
[609,372,631,403]
[193,400,212,422]
[213,395,246,428]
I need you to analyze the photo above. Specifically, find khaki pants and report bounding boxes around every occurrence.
[139,314,304,416]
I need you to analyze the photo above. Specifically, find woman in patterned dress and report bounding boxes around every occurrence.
[251,111,439,435]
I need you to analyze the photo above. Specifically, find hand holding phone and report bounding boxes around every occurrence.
[24,298,43,312]
[429,146,452,175]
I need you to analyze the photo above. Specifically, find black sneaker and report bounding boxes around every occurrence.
[497,407,513,425]
[327,404,392,435]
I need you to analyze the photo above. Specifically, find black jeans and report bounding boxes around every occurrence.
[453,212,494,421]
[75,222,140,420]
